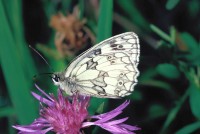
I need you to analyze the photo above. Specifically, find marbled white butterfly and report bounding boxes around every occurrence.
[52,32,140,98]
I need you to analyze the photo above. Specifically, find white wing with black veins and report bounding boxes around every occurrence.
[64,32,140,98]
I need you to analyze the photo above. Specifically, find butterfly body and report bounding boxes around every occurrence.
[52,32,140,98]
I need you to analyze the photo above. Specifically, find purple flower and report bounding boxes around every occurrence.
[83,100,140,134]
[13,85,140,134]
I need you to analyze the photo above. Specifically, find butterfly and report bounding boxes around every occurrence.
[52,32,140,98]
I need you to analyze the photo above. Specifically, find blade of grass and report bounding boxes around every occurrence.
[116,0,150,32]
[175,121,200,134]
[0,1,38,124]
[0,107,15,117]
[78,0,84,19]
[97,0,113,43]
[8,116,16,134]
[61,0,72,14]
[160,89,189,133]
[3,0,37,79]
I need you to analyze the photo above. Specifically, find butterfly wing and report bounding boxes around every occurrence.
[64,32,140,98]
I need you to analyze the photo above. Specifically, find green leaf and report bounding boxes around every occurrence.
[116,0,150,32]
[170,26,176,44]
[3,0,37,79]
[0,1,38,124]
[188,0,200,17]
[175,121,200,134]
[0,106,15,117]
[96,102,105,114]
[166,0,180,10]
[97,0,113,43]
[150,24,174,44]
[180,32,200,65]
[189,83,200,119]
[156,63,180,79]
[180,32,198,51]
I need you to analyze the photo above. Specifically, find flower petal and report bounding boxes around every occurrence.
[94,111,122,124]
[91,100,130,119]
[13,125,39,133]
[119,124,141,131]
[31,92,54,106]
[83,100,139,134]
[105,117,129,126]
[35,84,54,102]
[98,124,134,134]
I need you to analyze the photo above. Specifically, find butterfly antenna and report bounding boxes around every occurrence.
[29,45,55,72]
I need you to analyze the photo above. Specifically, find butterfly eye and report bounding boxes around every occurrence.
[52,75,60,83]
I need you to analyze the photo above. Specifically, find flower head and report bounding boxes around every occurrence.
[49,7,95,57]
[13,85,140,134]
[13,84,89,133]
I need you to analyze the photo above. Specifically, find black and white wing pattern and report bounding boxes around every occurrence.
[64,32,140,98]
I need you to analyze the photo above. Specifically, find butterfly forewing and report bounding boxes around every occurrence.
[63,32,140,98]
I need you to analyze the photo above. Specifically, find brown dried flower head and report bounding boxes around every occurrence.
[50,8,94,57]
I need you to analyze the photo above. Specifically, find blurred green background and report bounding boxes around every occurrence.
[0,0,200,134]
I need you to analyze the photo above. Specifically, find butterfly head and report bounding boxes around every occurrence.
[52,72,75,95]
[52,72,64,86]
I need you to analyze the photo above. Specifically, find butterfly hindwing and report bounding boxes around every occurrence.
[63,32,140,98]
